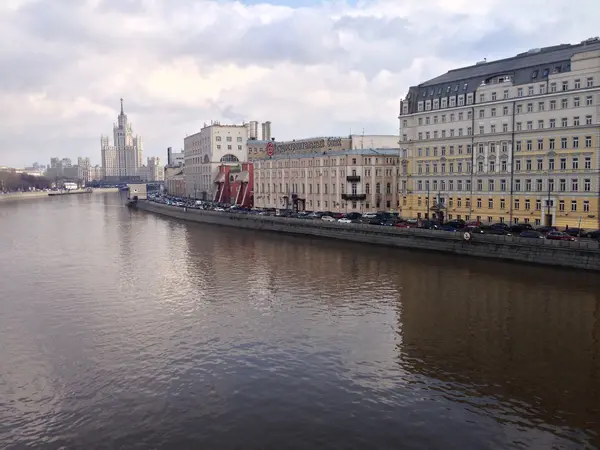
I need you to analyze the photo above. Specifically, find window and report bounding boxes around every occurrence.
[572,179,578,192]
[500,180,506,192]
[477,198,482,208]
[549,138,555,149]
[571,200,577,212]
[550,119,556,128]
[561,98,568,109]
[516,160,522,171]
[526,140,532,151]
[503,106,509,115]
[537,139,544,150]
[536,199,541,211]
[536,179,543,191]
[550,83,557,93]
[527,121,533,130]
[550,100,556,110]
[537,159,543,170]
[526,159,532,171]
[538,101,545,111]
[516,122,522,131]
[574,116,580,126]
[585,136,592,148]
[587,77,594,88]
[575,79,581,89]
[491,108,496,117]
[560,158,567,170]
[573,137,579,148]
[516,141,522,152]
[585,157,592,169]
[527,103,533,112]
[562,81,568,91]
[584,201,590,212]
[574,97,580,107]
[559,200,565,212]
[517,104,523,114]
[226,136,232,142]
[549,159,555,170]
[503,123,508,132]
[586,96,593,106]
[525,179,532,191]
[561,137,568,149]
[528,86,535,95]
[488,198,494,209]
[517,88,523,97]
[500,199,506,209]
[538,120,544,129]
[514,179,521,191]
[514,199,520,210]
[525,199,531,210]
[586,115,593,125]
[559,179,566,191]
[489,179,495,191]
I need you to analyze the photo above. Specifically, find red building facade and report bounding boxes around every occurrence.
[213,163,254,208]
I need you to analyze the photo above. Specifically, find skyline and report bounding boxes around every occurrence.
[1,0,600,167]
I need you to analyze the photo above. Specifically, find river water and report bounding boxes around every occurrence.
[0,193,598,449]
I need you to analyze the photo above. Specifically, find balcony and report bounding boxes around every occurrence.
[341,193,367,201]
[346,175,361,182]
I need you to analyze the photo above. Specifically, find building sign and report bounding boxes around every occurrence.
[275,137,344,154]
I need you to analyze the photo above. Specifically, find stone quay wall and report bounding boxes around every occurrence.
[136,201,600,271]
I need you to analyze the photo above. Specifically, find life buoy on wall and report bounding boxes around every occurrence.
[463,231,472,241]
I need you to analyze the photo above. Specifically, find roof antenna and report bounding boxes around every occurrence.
[120,98,124,114]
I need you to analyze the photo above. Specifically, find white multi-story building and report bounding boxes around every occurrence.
[101,99,143,181]
[184,122,249,199]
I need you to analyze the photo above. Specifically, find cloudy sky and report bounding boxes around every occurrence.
[1,0,599,167]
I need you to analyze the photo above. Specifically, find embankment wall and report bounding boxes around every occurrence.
[136,201,600,271]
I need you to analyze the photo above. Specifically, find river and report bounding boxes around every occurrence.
[0,193,598,449]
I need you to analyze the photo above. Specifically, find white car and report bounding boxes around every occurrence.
[214,207,225,211]
[337,218,352,224]
[321,215,336,222]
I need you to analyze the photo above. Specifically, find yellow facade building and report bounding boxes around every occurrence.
[399,38,600,229]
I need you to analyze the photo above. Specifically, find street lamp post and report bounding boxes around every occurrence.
[546,170,553,226]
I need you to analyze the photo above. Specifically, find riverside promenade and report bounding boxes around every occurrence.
[135,200,600,272]
[0,188,119,203]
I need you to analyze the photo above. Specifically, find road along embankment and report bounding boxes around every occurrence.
[136,200,600,271]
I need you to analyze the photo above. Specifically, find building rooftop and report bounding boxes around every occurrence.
[253,148,399,161]
[403,37,600,114]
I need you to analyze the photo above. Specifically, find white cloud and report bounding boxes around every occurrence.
[0,0,599,166]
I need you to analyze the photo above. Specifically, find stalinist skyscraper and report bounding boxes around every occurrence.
[100,99,143,181]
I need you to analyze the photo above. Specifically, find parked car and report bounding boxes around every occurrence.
[337,217,352,224]
[519,230,544,239]
[546,231,576,241]
[481,228,512,236]
[536,226,558,234]
[565,228,585,237]
[321,215,336,222]
[586,230,600,240]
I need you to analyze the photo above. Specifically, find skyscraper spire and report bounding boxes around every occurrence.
[120,98,124,115]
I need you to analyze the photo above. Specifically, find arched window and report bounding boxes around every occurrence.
[365,183,370,194]
[203,155,209,163]
[220,154,239,162]
[376,182,381,194]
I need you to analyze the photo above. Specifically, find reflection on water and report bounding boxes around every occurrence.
[0,194,598,449]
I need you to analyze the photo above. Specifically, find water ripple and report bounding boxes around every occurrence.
[0,194,598,449]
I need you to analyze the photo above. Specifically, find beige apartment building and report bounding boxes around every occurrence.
[251,136,403,212]
[399,37,600,228]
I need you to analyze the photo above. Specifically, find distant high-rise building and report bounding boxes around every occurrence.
[100,98,143,181]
